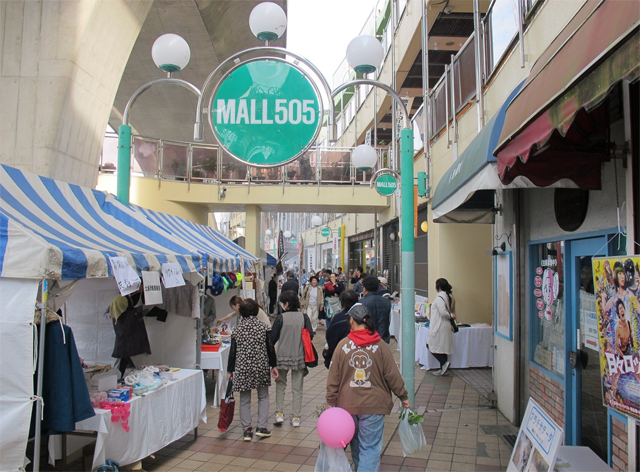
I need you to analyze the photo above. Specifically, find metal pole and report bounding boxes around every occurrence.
[473,0,484,132]
[117,78,202,205]
[518,0,525,68]
[450,54,458,160]
[422,0,431,188]
[333,79,414,405]
[33,279,48,472]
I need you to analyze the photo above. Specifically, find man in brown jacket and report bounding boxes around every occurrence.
[326,304,410,472]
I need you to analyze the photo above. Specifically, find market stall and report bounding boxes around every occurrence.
[415,324,494,370]
[0,164,206,471]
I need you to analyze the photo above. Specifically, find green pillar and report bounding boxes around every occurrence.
[117,125,132,205]
[400,127,415,406]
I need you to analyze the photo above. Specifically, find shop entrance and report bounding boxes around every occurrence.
[566,237,608,460]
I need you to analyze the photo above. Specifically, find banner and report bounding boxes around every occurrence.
[592,255,640,420]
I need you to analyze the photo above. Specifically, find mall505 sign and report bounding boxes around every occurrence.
[210,59,322,167]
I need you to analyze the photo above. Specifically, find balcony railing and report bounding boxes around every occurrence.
[99,137,389,187]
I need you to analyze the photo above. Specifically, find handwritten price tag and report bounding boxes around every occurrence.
[109,257,141,296]
[161,262,185,288]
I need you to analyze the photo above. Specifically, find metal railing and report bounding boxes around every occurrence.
[100,136,390,187]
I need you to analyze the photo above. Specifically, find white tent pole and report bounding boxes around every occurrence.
[196,267,205,369]
[33,279,48,472]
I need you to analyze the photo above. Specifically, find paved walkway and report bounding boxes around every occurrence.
[48,327,515,471]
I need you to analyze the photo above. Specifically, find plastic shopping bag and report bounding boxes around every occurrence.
[217,380,235,433]
[398,408,427,456]
[315,442,352,472]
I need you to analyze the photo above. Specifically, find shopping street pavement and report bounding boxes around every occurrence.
[53,326,515,471]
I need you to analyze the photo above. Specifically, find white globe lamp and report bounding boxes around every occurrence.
[311,215,322,228]
[265,229,272,237]
[152,34,191,73]
[351,144,378,171]
[284,230,292,239]
[346,35,384,74]
[249,2,287,42]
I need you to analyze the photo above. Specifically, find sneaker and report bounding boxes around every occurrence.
[291,417,301,427]
[243,428,253,441]
[274,412,284,426]
[255,427,272,439]
[441,361,451,375]
[431,369,442,376]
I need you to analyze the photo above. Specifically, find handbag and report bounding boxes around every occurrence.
[450,318,459,333]
[301,328,318,368]
[217,379,235,433]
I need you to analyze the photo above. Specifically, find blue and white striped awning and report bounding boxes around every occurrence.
[0,165,203,280]
[133,206,259,272]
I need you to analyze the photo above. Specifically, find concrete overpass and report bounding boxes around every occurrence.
[97,173,391,256]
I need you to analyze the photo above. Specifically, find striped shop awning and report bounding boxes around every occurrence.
[0,165,203,280]
[133,206,259,272]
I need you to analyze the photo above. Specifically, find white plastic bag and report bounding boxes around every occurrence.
[398,409,427,456]
[315,442,352,472]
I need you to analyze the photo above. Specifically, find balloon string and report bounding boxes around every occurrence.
[341,441,347,448]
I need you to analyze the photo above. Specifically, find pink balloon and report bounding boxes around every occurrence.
[317,407,355,448]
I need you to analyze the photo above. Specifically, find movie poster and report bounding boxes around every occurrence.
[592,255,640,420]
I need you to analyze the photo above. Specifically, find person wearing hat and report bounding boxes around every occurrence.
[376,277,388,295]
[281,270,299,295]
[326,304,410,472]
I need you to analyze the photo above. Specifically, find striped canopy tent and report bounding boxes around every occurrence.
[133,206,259,272]
[0,164,203,280]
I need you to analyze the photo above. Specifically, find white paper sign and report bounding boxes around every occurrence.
[109,256,141,296]
[508,398,564,472]
[161,262,186,288]
[142,271,163,305]
[333,235,339,253]
[308,251,314,272]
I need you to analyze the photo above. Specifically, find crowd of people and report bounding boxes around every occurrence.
[223,266,414,471]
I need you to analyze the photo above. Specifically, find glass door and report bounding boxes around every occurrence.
[567,237,608,460]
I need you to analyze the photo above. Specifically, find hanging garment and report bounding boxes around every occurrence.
[32,319,95,436]
[111,295,151,359]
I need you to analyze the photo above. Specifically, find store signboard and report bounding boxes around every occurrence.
[109,256,141,296]
[142,271,163,305]
[308,251,314,272]
[321,227,331,238]
[161,262,186,288]
[508,398,563,472]
[592,255,640,420]
[211,59,322,167]
[373,173,398,196]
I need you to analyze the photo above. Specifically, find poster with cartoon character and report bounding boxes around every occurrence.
[592,255,640,420]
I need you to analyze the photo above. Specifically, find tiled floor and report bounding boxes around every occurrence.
[43,328,515,471]
[451,368,494,401]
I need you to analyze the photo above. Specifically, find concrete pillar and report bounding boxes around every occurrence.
[0,0,153,187]
[245,205,262,259]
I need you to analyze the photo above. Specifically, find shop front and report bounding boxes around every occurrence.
[349,230,376,276]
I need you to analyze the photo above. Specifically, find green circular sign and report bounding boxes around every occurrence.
[211,59,322,167]
[375,174,398,196]
[320,227,331,237]
[290,238,297,245]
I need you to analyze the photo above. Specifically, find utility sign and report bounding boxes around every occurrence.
[211,59,322,167]
[373,173,398,196]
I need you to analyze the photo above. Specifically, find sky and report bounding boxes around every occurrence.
[286,0,379,86]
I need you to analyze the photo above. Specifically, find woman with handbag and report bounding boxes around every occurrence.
[300,276,324,331]
[271,290,314,427]
[427,278,456,376]
[227,299,278,441]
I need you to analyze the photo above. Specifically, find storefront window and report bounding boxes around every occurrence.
[531,241,565,376]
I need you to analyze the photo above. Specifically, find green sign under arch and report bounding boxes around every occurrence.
[210,59,322,167]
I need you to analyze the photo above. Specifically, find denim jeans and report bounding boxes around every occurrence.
[350,414,385,472]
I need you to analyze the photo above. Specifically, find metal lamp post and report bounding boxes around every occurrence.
[116,34,201,205]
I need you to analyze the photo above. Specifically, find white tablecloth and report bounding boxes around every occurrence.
[75,369,206,469]
[200,344,230,407]
[389,308,401,341]
[415,325,493,370]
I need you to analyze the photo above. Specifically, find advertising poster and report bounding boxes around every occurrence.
[507,398,564,472]
[592,255,640,420]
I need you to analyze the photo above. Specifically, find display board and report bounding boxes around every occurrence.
[592,255,640,420]
[507,398,564,472]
